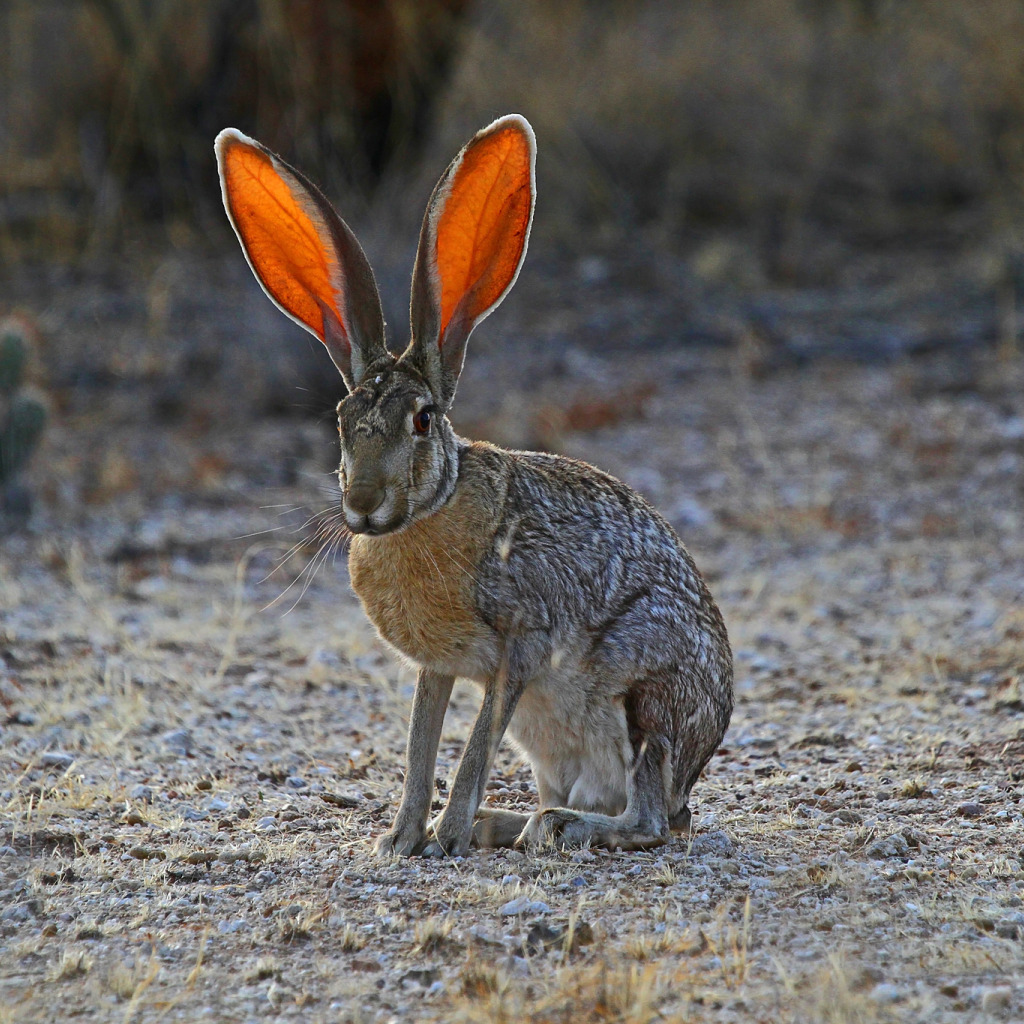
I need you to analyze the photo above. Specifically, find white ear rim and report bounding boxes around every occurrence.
[467,113,537,334]
[214,127,336,348]
[428,113,537,341]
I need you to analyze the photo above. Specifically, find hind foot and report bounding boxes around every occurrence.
[472,807,530,848]
[669,805,692,835]
[519,807,668,852]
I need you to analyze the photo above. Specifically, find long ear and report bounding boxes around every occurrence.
[215,128,388,390]
[405,114,536,407]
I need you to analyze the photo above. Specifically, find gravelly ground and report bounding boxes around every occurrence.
[2,254,1024,1022]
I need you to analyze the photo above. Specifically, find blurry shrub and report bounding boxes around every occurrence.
[4,0,1024,264]
[0,0,470,258]
[432,0,1024,254]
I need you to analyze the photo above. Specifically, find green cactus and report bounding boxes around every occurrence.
[0,321,47,520]
[0,328,28,394]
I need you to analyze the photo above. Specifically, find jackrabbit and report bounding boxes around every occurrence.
[216,115,733,856]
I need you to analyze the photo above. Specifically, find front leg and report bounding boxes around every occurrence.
[422,663,524,857]
[374,668,454,857]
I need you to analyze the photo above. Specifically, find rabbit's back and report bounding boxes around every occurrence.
[476,447,729,681]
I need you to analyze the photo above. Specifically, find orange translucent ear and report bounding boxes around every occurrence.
[215,129,385,387]
[406,114,536,406]
[434,117,535,340]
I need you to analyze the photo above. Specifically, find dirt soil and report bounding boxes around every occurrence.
[1,251,1024,1023]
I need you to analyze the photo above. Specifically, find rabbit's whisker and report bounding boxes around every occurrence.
[411,535,454,614]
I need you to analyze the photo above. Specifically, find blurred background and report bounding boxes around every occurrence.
[2,0,1024,520]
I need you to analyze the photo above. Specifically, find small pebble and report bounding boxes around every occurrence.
[870,983,904,1004]
[980,987,1012,1013]
[129,846,166,861]
[866,834,910,860]
[500,897,550,916]
[162,729,194,755]
[689,831,735,857]
[217,919,250,934]
[255,817,278,832]
[39,751,75,770]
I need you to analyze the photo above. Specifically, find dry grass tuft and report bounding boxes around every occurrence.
[458,954,504,1002]
[49,948,92,982]
[103,957,158,1001]
[414,914,458,954]
[276,902,330,943]
[243,956,280,984]
[899,777,929,798]
[794,955,891,1024]
[445,954,689,1024]
[337,924,368,954]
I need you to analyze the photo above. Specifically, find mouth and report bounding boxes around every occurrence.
[354,522,388,537]
[345,510,405,537]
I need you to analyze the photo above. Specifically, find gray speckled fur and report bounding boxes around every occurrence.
[475,446,732,813]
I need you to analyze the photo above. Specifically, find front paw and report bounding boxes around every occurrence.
[419,816,472,858]
[373,824,427,858]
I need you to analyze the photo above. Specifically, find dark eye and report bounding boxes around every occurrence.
[413,408,432,435]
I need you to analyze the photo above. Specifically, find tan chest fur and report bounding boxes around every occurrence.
[348,469,499,674]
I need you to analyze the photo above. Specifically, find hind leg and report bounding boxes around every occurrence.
[519,663,727,851]
[519,732,671,851]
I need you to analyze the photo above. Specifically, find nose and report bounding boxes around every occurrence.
[346,478,385,517]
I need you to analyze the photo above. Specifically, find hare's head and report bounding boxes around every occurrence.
[216,116,535,535]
